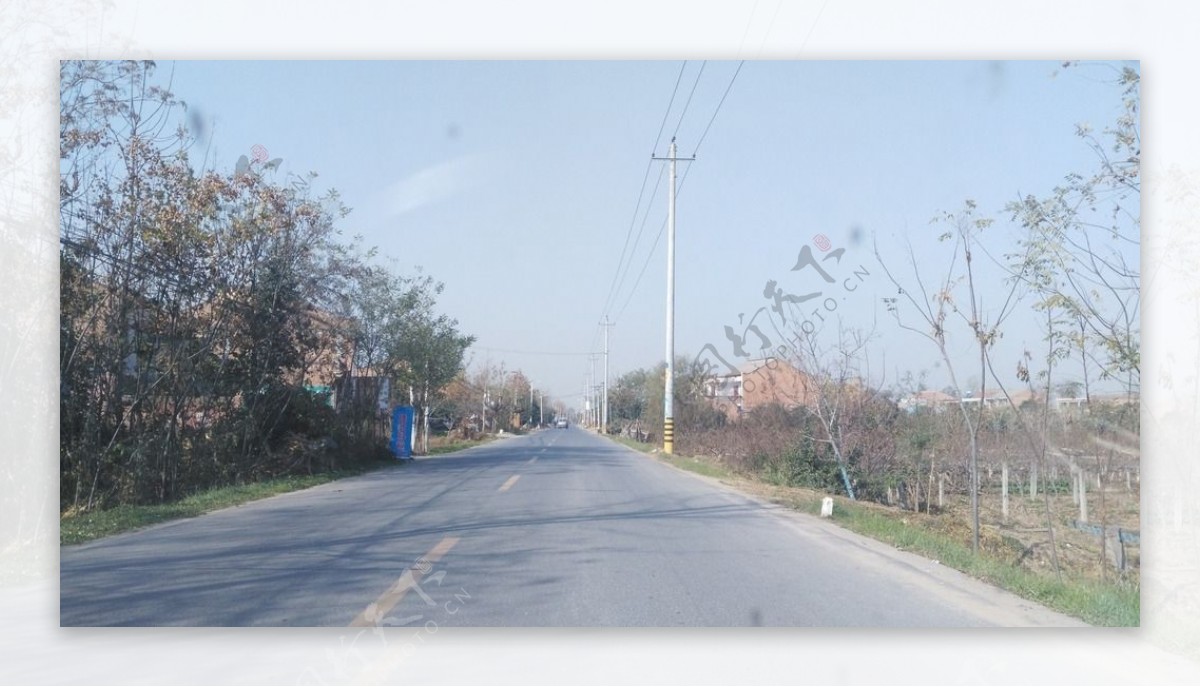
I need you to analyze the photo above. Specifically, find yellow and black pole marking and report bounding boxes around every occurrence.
[663,418,674,455]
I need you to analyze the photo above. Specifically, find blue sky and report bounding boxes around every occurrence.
[168,60,1138,403]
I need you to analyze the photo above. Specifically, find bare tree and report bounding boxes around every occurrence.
[876,201,1024,554]
[777,321,884,500]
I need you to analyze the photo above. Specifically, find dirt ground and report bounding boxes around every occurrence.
[972,479,1140,585]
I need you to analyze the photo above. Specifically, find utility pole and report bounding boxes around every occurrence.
[595,387,600,428]
[481,387,488,435]
[588,354,599,429]
[600,317,614,435]
[539,391,544,426]
[652,137,694,454]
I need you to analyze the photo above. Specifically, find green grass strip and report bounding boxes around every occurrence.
[425,435,496,455]
[61,465,391,546]
[63,436,501,545]
[816,495,1139,626]
[605,434,1138,627]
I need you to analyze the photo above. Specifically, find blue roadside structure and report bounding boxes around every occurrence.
[304,384,334,407]
[390,406,415,460]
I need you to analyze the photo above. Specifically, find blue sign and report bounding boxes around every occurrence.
[390,406,415,459]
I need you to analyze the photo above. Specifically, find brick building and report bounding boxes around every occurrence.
[704,358,818,421]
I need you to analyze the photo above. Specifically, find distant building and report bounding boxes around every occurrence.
[959,390,1015,410]
[897,386,1137,415]
[1055,392,1138,415]
[295,306,356,392]
[897,390,957,413]
[704,358,817,421]
[1090,391,1140,407]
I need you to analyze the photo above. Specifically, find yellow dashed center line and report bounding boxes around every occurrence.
[349,536,459,627]
[498,475,520,492]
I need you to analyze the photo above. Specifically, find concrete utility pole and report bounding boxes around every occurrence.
[539,391,544,426]
[600,317,613,435]
[652,137,694,454]
[482,387,488,434]
[595,384,604,427]
[588,354,599,429]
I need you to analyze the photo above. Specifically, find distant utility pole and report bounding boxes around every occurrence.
[589,353,599,429]
[652,137,694,454]
[595,384,604,427]
[482,387,488,434]
[539,391,544,426]
[600,317,614,435]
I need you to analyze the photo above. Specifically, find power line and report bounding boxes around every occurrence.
[594,60,701,397]
[793,0,831,60]
[584,324,602,390]
[736,0,762,57]
[609,63,748,323]
[692,61,745,157]
[671,61,707,141]
[613,162,697,322]
[756,0,784,58]
[600,62,698,325]
[600,61,687,320]
[600,161,654,318]
[605,163,666,319]
[653,61,689,154]
[614,218,664,323]
[472,345,593,357]
[592,60,722,388]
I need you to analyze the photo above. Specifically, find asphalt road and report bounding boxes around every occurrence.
[60,427,1085,627]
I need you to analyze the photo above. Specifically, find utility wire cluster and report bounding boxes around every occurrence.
[582,60,746,393]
